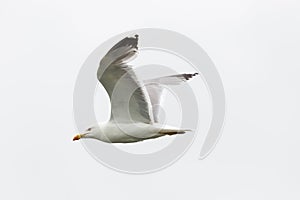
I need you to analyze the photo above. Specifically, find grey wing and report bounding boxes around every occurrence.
[144,73,198,122]
[97,35,154,123]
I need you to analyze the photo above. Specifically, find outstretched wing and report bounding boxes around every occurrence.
[144,73,198,122]
[97,35,154,123]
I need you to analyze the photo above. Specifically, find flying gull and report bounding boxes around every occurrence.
[73,35,198,143]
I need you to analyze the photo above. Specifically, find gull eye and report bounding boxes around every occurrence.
[86,128,92,131]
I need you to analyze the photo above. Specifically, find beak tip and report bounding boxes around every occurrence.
[73,134,81,141]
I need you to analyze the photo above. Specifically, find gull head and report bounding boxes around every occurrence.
[72,126,100,141]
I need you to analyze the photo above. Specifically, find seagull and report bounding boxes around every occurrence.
[73,35,198,143]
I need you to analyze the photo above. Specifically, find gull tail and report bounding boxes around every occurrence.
[159,128,192,135]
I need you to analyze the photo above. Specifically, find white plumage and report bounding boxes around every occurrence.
[73,35,198,143]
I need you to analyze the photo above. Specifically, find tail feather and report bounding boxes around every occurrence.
[159,128,192,135]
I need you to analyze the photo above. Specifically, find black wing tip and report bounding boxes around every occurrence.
[131,34,139,49]
[107,34,139,53]
[183,73,199,80]
[123,34,139,49]
[126,34,138,40]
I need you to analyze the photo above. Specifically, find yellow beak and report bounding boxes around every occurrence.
[73,134,81,141]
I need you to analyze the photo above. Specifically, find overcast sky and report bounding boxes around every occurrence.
[1,0,300,199]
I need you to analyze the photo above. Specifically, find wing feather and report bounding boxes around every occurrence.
[97,35,154,123]
[144,73,198,122]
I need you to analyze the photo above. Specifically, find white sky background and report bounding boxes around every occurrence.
[1,0,300,199]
